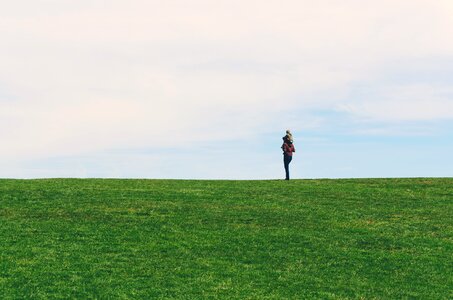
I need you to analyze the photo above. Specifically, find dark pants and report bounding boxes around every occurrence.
[284,155,292,180]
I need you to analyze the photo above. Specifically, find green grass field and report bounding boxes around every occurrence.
[1,178,452,299]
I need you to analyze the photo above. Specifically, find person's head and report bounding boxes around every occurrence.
[283,136,292,145]
[285,130,293,143]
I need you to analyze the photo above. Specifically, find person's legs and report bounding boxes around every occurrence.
[283,155,287,179]
[284,155,292,180]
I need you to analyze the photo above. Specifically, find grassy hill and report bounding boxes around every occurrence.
[1,178,452,299]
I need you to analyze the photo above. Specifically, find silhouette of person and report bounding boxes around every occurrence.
[282,130,295,180]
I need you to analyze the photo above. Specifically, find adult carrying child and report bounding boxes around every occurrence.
[281,130,295,180]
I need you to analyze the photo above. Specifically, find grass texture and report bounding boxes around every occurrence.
[1,178,452,299]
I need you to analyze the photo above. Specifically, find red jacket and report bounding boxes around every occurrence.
[282,143,295,156]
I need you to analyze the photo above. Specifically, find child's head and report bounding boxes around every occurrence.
[285,130,293,143]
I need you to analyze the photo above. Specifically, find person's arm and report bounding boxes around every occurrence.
[292,145,296,153]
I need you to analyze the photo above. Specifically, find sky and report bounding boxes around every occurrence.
[1,0,452,179]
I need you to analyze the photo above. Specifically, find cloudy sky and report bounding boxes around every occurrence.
[1,0,452,179]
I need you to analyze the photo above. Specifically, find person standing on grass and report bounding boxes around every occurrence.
[282,130,295,180]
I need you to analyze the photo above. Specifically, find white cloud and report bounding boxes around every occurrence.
[338,84,453,122]
[1,0,453,165]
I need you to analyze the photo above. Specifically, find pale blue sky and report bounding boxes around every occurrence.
[1,0,452,179]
